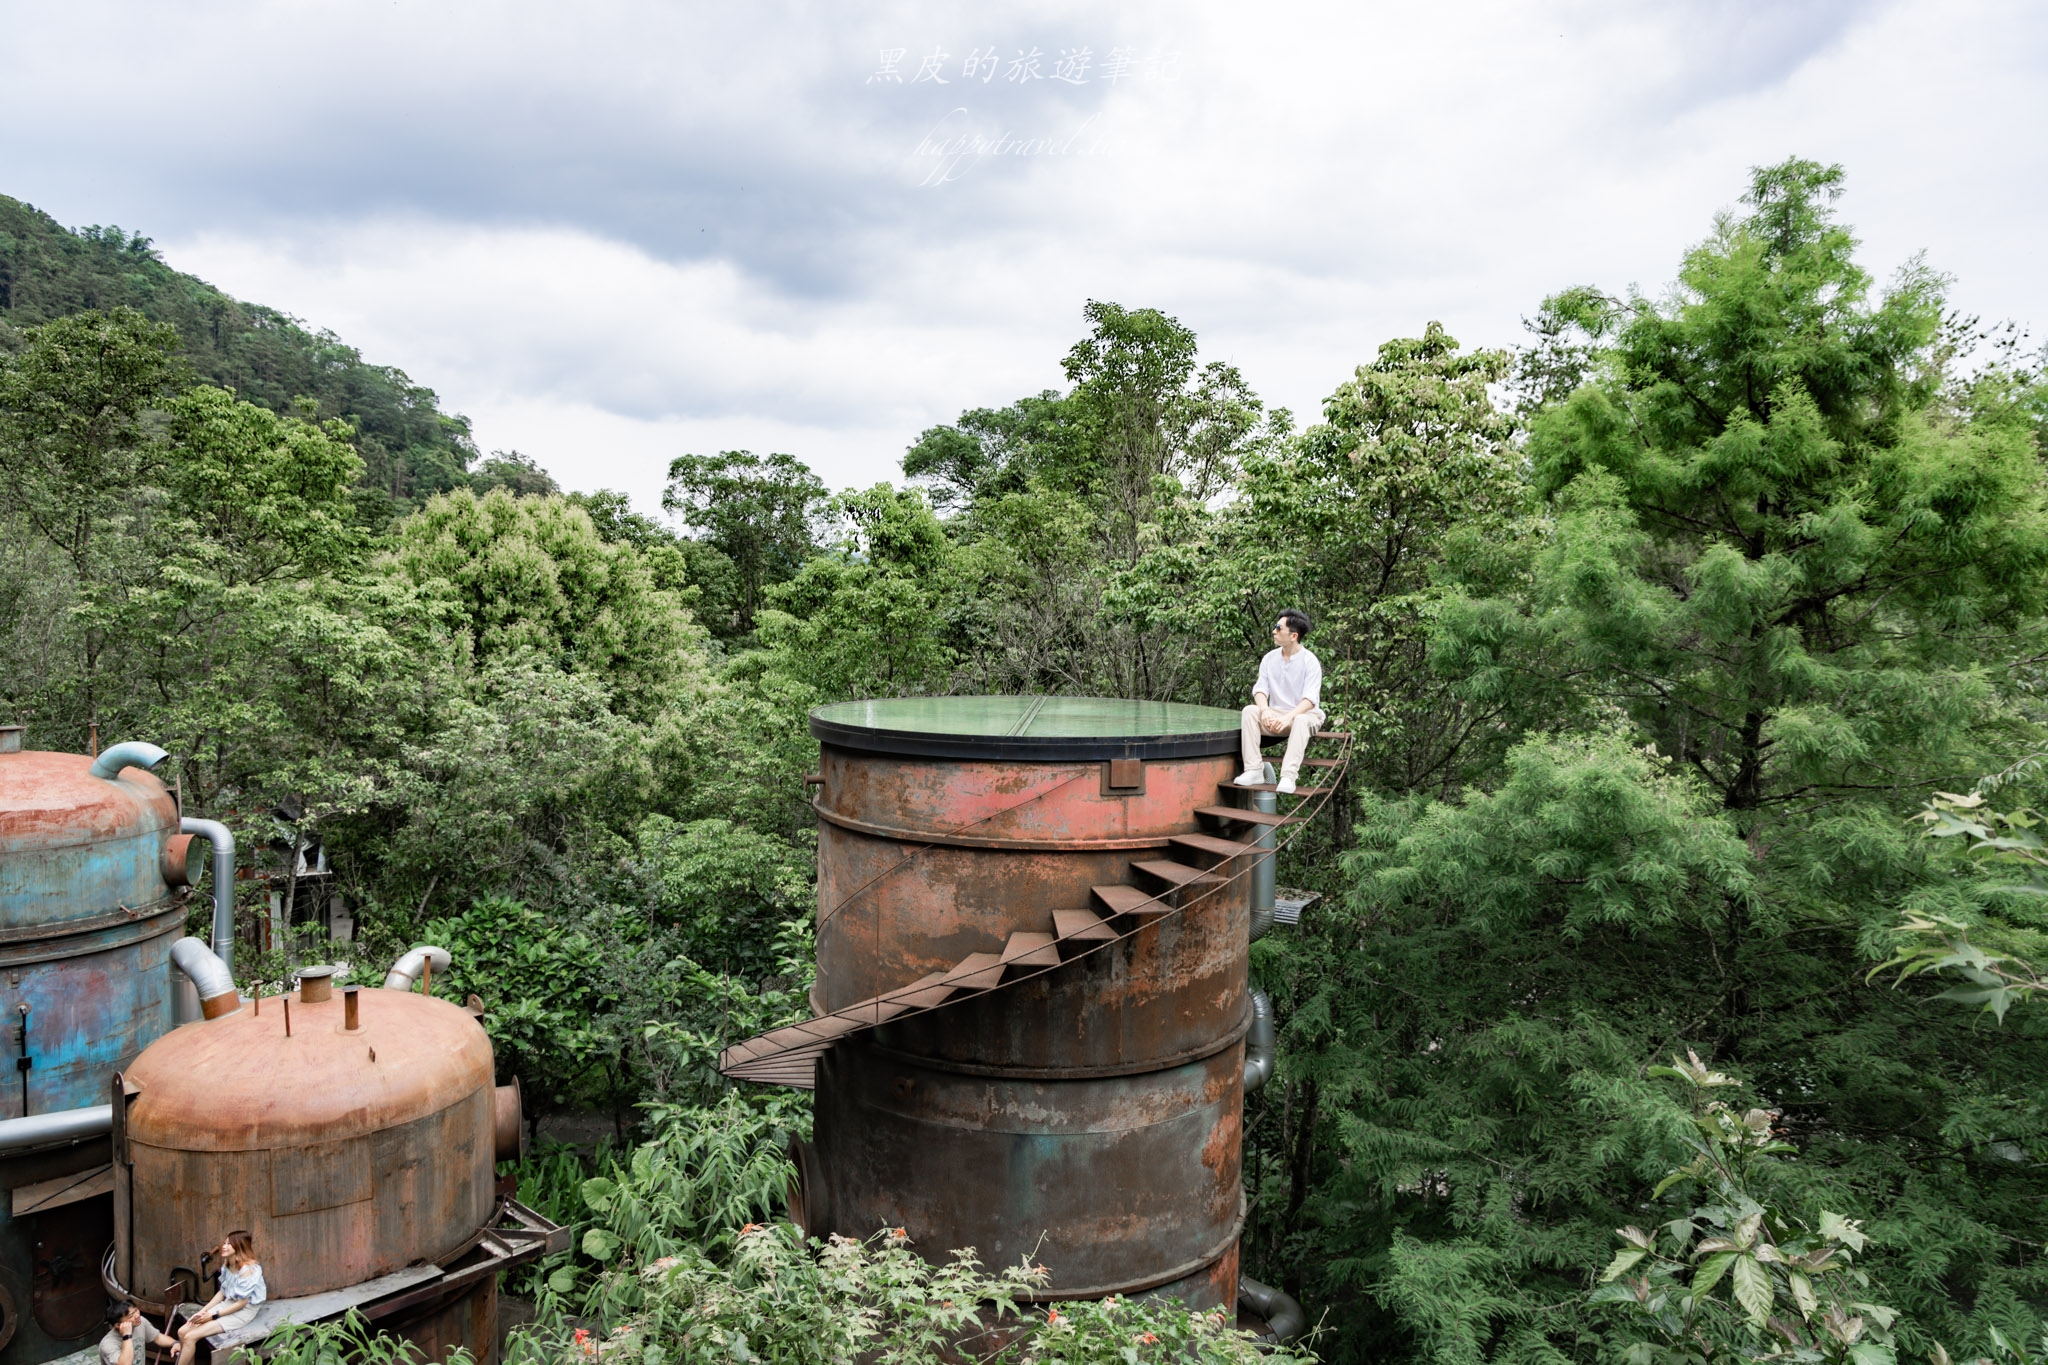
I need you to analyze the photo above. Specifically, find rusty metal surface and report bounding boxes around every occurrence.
[807,1035,1244,1306]
[122,988,496,1301]
[790,704,1265,1314]
[380,1275,497,1365]
[0,749,184,1125]
[814,749,1243,1016]
[0,1135,120,1362]
[871,912,1248,1074]
[0,752,176,931]
[492,1082,523,1163]
[29,1195,108,1340]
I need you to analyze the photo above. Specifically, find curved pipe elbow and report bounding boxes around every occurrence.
[1239,1275,1306,1345]
[89,742,168,782]
[385,945,451,992]
[179,818,237,972]
[1242,987,1276,1095]
[170,938,241,1020]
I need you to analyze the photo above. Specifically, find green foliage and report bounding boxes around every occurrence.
[0,194,477,506]
[755,485,959,699]
[545,1090,809,1318]
[383,488,706,719]
[662,450,827,630]
[904,389,1077,511]
[1872,792,2048,1020]
[521,1217,1313,1365]
[1591,1052,1898,1365]
[263,1310,464,1365]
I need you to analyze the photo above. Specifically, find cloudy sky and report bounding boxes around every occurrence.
[3,0,2042,513]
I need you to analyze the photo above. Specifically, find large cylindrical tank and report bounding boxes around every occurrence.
[0,731,186,1361]
[0,739,183,1117]
[797,697,1251,1308]
[119,984,500,1361]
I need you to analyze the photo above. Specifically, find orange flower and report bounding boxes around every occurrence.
[1139,1332,1159,1345]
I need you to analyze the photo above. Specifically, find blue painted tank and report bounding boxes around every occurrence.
[0,741,183,1115]
[0,728,188,1359]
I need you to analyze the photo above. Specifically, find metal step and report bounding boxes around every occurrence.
[1132,858,1226,888]
[940,951,1007,990]
[1194,805,1296,827]
[890,970,963,1009]
[1216,782,1325,797]
[1169,832,1258,860]
[1052,907,1118,942]
[1092,884,1166,918]
[719,744,1356,1089]
[1001,932,1062,968]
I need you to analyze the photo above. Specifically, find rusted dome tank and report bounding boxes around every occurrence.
[795,697,1252,1310]
[0,733,184,1116]
[119,981,500,1359]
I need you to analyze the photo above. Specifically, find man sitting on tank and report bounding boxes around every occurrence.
[172,1231,266,1365]
[1234,609,1324,795]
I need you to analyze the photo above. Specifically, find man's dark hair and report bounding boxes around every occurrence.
[1279,609,1312,642]
[107,1301,133,1325]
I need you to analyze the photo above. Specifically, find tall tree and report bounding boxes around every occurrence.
[0,307,180,737]
[662,450,826,631]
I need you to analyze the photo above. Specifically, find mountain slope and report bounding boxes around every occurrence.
[0,195,474,508]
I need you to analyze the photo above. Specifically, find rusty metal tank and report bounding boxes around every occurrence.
[0,730,190,1361]
[117,977,504,1361]
[796,696,1251,1308]
[0,733,184,1118]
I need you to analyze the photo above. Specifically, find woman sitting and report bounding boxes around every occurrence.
[175,1232,266,1365]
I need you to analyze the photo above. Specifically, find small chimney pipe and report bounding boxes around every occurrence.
[344,987,360,1031]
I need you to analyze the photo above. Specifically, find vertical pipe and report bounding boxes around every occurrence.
[344,988,359,1031]
[179,819,237,975]
[1250,789,1278,943]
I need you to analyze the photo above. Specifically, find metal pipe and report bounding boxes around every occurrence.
[383,945,451,992]
[1238,1274,1306,1344]
[1244,790,1279,1093]
[87,741,168,782]
[0,1104,111,1154]
[178,818,237,974]
[1242,986,1275,1095]
[1249,789,1278,943]
[169,939,241,1020]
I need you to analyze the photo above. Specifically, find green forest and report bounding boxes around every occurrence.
[5,159,2048,1365]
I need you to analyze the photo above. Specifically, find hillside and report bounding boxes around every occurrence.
[0,194,475,510]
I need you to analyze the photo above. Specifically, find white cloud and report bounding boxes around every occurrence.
[9,0,2038,515]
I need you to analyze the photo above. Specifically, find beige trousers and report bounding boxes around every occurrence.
[1241,704,1325,784]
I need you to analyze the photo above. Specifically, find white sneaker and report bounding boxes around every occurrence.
[1276,776,1297,794]
[1233,769,1265,787]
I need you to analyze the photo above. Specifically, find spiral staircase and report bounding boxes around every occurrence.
[720,735,1353,1088]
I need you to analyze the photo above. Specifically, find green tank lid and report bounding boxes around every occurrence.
[810,695,1243,760]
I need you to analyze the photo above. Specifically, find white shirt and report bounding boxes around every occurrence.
[1254,647,1322,713]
